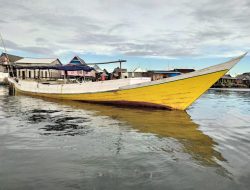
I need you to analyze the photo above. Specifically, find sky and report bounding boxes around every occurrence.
[0,0,250,75]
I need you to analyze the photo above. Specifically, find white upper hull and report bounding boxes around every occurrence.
[9,77,151,94]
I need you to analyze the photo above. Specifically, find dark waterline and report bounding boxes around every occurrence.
[0,86,250,190]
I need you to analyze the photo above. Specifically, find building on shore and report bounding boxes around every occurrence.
[236,72,250,87]
[14,58,62,79]
[112,67,128,79]
[1,52,62,80]
[0,53,23,75]
[128,67,147,78]
[143,69,195,81]
[0,52,23,64]
[213,74,237,87]
[172,68,195,74]
[0,53,23,83]
[62,56,96,80]
[146,70,181,81]
[213,73,250,88]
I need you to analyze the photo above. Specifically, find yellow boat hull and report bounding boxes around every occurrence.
[10,53,247,110]
[15,69,228,110]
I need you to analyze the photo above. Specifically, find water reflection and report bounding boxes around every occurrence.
[209,88,250,99]
[26,97,225,168]
[1,86,227,169]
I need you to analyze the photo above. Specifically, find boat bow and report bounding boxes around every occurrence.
[120,53,247,90]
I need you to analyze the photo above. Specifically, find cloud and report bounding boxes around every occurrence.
[4,39,54,56]
[0,0,249,58]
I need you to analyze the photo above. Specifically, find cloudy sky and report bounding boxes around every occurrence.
[0,0,249,74]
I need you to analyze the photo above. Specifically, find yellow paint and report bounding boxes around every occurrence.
[15,70,228,110]
[69,102,226,166]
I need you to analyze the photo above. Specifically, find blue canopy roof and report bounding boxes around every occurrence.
[14,65,94,72]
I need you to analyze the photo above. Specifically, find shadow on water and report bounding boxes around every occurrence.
[27,109,93,136]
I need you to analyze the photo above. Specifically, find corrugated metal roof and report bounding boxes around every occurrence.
[221,76,236,79]
[153,71,181,74]
[148,70,181,74]
[15,58,58,64]
[133,67,147,72]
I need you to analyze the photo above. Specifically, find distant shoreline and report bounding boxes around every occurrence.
[210,88,250,92]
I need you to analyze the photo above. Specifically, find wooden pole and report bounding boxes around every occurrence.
[64,70,66,83]
[119,61,122,79]
[38,69,40,82]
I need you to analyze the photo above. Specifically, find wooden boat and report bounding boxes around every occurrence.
[8,53,247,110]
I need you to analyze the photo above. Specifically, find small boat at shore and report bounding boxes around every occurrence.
[8,53,247,110]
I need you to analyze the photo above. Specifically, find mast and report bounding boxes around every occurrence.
[0,33,15,77]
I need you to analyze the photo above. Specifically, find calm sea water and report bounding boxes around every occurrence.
[0,86,250,190]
